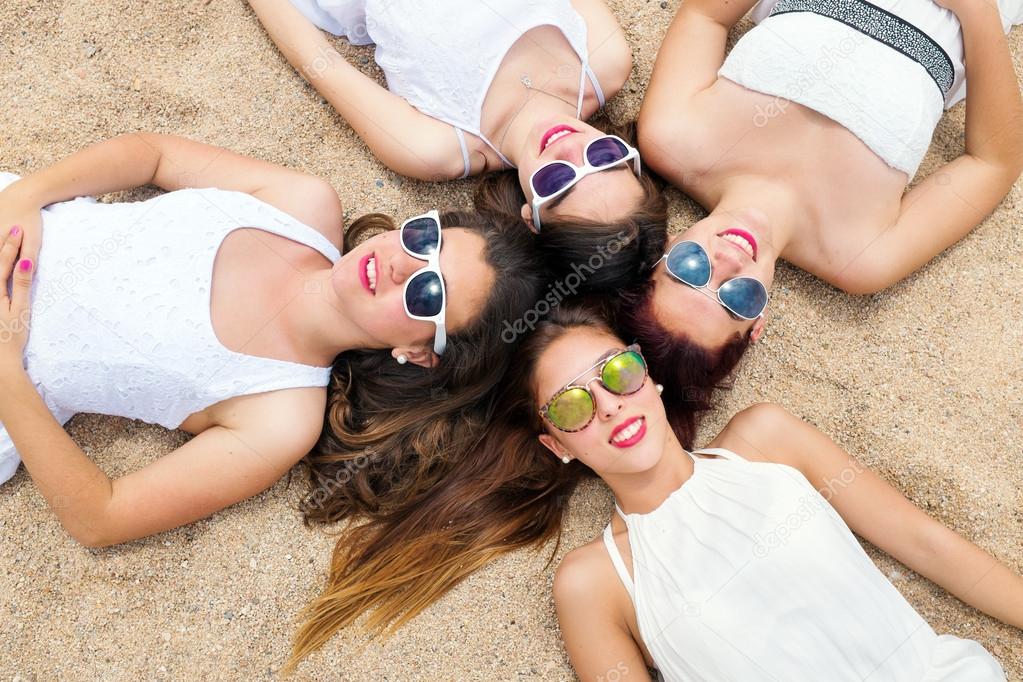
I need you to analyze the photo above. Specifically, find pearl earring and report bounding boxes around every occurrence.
[561,456,571,464]
[656,383,664,395]
[397,354,408,365]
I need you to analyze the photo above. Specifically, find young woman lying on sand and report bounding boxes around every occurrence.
[246,0,666,291]
[0,133,544,547]
[618,0,1023,435]
[282,304,1023,678]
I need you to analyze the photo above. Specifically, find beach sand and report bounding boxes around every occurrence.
[1,0,1022,679]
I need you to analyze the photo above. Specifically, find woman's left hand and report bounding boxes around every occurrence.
[0,224,33,374]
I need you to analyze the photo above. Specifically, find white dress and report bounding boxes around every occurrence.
[285,0,607,176]
[601,447,1005,681]
[719,0,1023,179]
[0,173,337,484]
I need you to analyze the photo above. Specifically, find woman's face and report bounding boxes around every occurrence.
[331,226,495,364]
[649,210,778,350]
[515,117,645,230]
[533,326,671,476]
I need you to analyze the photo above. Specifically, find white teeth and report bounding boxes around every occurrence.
[611,418,644,444]
[543,129,573,150]
[721,233,755,259]
[367,257,377,292]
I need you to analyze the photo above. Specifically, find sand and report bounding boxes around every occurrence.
[1,0,1021,679]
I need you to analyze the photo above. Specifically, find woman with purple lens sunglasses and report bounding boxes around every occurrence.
[249,0,668,294]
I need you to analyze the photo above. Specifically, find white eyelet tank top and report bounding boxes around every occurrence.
[718,0,1023,179]
[0,172,337,484]
[286,0,607,176]
[602,447,1005,681]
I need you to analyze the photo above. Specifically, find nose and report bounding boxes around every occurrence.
[709,243,746,285]
[387,247,423,289]
[550,137,587,166]
[586,377,624,422]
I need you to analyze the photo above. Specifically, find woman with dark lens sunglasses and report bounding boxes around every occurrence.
[286,303,1022,676]
[0,133,547,548]
[248,0,668,294]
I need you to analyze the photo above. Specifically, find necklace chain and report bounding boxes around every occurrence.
[493,74,578,163]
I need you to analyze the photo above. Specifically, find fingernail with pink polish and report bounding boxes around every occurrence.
[9,226,20,237]
[18,259,32,272]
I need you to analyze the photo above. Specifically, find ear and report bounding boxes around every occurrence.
[749,315,767,344]
[538,433,571,462]
[391,346,439,369]
[521,203,539,234]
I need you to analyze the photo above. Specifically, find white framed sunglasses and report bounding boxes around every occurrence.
[399,210,447,355]
[529,134,642,232]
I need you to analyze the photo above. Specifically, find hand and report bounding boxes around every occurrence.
[0,225,33,373]
[0,183,44,269]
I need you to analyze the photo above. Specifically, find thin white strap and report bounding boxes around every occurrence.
[582,62,606,110]
[475,131,515,170]
[691,447,745,462]
[454,128,471,179]
[602,524,636,603]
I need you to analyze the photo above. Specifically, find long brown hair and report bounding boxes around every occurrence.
[473,121,667,295]
[287,304,613,670]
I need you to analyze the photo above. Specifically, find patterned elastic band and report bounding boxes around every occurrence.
[769,0,954,98]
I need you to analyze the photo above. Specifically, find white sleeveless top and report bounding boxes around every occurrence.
[601,447,1005,681]
[719,0,1023,179]
[286,0,607,176]
[0,172,336,483]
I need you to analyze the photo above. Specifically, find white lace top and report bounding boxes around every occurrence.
[0,172,337,483]
[602,447,1005,681]
[286,0,606,175]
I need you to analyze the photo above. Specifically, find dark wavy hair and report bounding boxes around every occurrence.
[613,276,750,448]
[304,209,547,522]
[473,122,667,295]
[286,303,610,669]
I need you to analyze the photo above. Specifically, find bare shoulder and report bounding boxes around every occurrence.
[571,0,633,97]
[253,175,345,249]
[707,402,806,466]
[555,534,624,608]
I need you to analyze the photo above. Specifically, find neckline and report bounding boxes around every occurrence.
[615,450,702,520]
[205,224,335,373]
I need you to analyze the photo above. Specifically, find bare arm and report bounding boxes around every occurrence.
[555,549,653,682]
[246,0,467,181]
[0,363,324,547]
[637,0,759,182]
[718,403,1023,629]
[834,2,1023,295]
[2,133,344,246]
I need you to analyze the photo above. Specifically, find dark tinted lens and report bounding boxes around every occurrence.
[402,217,440,257]
[404,270,444,318]
[532,162,578,198]
[601,350,647,395]
[665,242,711,287]
[585,137,629,168]
[718,277,768,319]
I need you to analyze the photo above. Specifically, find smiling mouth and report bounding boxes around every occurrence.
[610,416,646,448]
[717,228,758,261]
[359,252,377,294]
[539,125,578,153]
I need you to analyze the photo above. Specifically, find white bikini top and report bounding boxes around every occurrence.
[286,0,607,176]
[22,184,338,430]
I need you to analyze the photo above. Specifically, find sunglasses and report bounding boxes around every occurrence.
[400,210,447,355]
[539,345,648,432]
[529,135,641,231]
[658,240,769,321]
